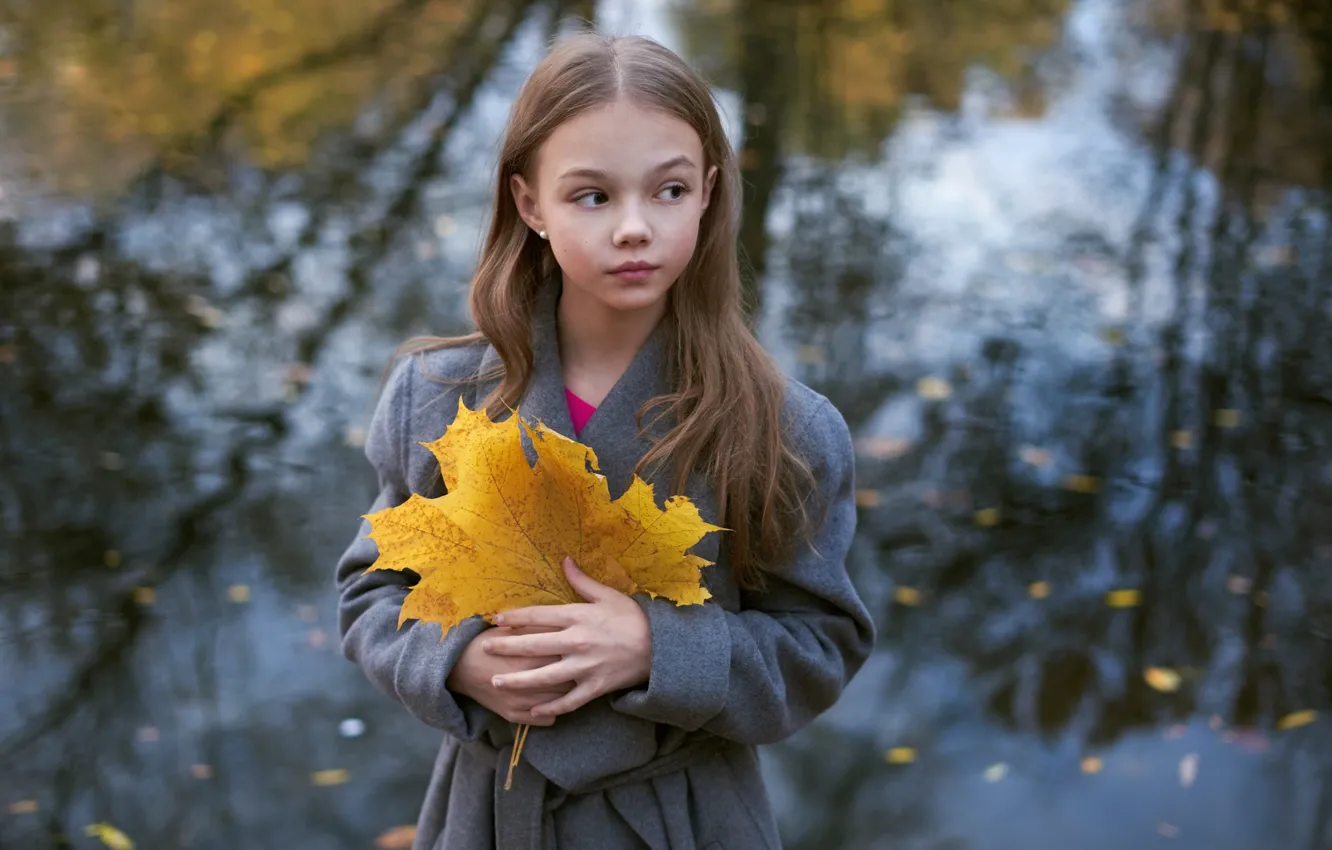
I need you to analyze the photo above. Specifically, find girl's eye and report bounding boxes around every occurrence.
[657,183,689,201]
[573,191,609,208]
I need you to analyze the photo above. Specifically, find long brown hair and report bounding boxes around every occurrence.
[398,32,818,591]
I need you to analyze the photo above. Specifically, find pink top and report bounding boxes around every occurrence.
[564,388,597,436]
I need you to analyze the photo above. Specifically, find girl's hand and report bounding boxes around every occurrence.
[481,557,652,719]
[447,624,573,726]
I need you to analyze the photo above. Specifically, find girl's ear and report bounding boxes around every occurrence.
[699,165,719,212]
[510,173,545,234]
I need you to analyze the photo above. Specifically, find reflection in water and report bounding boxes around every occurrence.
[2,0,1330,848]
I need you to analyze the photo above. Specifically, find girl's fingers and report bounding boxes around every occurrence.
[485,632,569,657]
[496,604,585,629]
[529,681,598,718]
[492,660,577,691]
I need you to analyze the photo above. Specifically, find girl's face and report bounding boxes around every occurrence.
[511,97,718,319]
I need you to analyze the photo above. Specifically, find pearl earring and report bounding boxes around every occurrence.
[538,230,547,240]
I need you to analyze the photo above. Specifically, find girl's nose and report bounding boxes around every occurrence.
[613,205,651,246]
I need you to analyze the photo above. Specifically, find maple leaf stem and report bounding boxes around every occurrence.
[504,723,531,791]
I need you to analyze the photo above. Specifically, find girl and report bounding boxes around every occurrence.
[336,32,876,850]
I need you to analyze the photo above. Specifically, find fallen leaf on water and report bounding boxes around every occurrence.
[1178,752,1198,787]
[1080,756,1103,774]
[1105,589,1141,608]
[344,426,367,448]
[190,764,213,780]
[983,762,1009,782]
[310,769,349,787]
[1097,326,1126,346]
[8,800,38,814]
[365,399,723,787]
[1062,474,1101,494]
[1226,575,1252,594]
[85,823,134,850]
[1144,666,1182,693]
[1158,822,1180,838]
[855,489,883,508]
[375,825,418,849]
[916,377,952,400]
[227,585,250,603]
[1019,446,1052,467]
[1213,409,1240,428]
[1028,581,1051,599]
[884,747,916,764]
[307,628,327,649]
[185,295,225,329]
[974,507,1001,527]
[1276,710,1317,731]
[1171,430,1193,449]
[132,587,156,606]
[893,586,923,606]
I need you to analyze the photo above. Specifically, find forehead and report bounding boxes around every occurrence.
[535,98,704,179]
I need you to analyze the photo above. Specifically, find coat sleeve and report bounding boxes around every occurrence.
[335,355,493,741]
[608,395,876,746]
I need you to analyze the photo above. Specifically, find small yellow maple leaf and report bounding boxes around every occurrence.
[1276,709,1317,731]
[84,824,134,850]
[1144,666,1182,693]
[1105,589,1141,608]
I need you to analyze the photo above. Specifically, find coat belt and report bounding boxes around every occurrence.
[461,730,728,849]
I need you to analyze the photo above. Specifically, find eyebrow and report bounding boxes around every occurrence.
[557,155,697,182]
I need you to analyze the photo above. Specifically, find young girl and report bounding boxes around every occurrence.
[336,32,876,850]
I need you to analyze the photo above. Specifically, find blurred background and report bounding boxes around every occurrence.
[1,0,1329,848]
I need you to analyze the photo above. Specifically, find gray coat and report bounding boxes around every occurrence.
[336,283,876,850]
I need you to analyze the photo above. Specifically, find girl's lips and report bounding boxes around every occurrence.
[610,266,656,282]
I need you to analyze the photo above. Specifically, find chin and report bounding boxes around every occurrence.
[598,281,673,314]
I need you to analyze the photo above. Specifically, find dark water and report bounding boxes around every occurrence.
[2,0,1330,848]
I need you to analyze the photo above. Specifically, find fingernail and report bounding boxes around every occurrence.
[495,614,505,624]
[563,557,574,569]
[493,677,504,688]
[482,641,492,652]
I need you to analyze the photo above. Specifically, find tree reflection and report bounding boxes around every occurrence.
[770,2,1332,846]
[2,0,488,196]
[0,1,541,846]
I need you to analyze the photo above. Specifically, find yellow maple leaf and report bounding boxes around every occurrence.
[421,398,495,492]
[364,399,723,634]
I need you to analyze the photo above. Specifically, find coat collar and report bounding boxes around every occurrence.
[477,278,675,502]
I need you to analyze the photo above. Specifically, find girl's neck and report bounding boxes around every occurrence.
[556,281,667,402]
